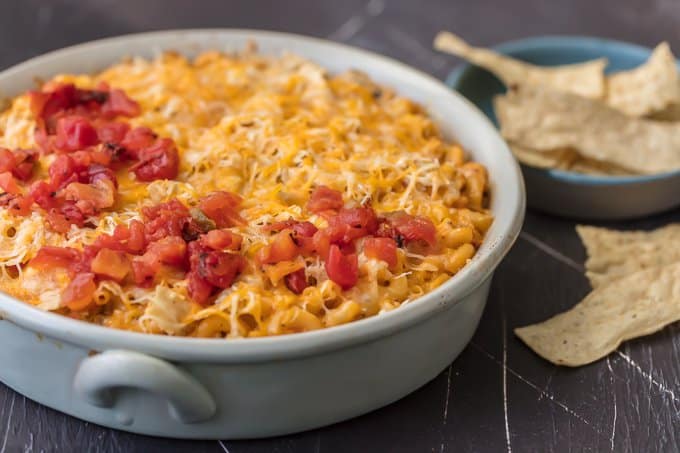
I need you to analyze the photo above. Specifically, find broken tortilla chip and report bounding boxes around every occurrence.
[510,143,633,175]
[433,31,607,99]
[606,42,680,117]
[509,144,576,169]
[515,261,680,366]
[647,98,680,121]
[494,85,680,174]
[577,224,680,287]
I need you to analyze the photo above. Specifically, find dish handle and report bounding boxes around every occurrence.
[73,349,216,424]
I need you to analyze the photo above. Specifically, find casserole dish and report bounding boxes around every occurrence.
[0,29,525,439]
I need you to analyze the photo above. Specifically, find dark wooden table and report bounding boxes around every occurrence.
[2,0,680,451]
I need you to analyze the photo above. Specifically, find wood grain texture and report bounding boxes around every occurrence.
[3,0,680,451]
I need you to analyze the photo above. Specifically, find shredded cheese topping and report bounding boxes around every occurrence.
[0,48,492,337]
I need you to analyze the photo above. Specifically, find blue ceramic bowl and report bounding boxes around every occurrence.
[446,36,680,220]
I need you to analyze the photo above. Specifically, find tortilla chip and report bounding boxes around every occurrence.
[494,85,680,174]
[433,32,607,99]
[515,261,680,366]
[510,143,633,175]
[568,159,632,176]
[606,43,680,117]
[509,144,575,169]
[647,99,680,121]
[577,224,680,287]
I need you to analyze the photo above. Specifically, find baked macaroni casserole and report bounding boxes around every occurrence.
[0,48,492,337]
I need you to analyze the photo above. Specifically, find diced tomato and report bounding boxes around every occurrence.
[126,220,147,253]
[49,154,79,189]
[97,121,130,144]
[187,270,214,305]
[29,246,81,270]
[101,89,140,118]
[263,220,317,255]
[307,185,344,213]
[29,84,79,121]
[0,149,15,173]
[186,241,245,303]
[0,149,35,182]
[45,210,70,233]
[61,272,97,311]
[143,236,187,267]
[61,178,115,209]
[284,268,308,294]
[142,199,191,243]
[201,229,242,251]
[0,172,21,195]
[291,221,318,254]
[29,180,57,209]
[11,150,36,181]
[33,125,53,153]
[379,212,437,246]
[198,191,245,228]
[54,116,100,152]
[12,161,34,182]
[130,138,179,181]
[195,250,245,288]
[93,219,146,254]
[29,84,133,124]
[256,231,299,265]
[325,244,358,289]
[69,245,98,276]
[312,229,331,260]
[120,127,157,158]
[264,219,318,236]
[363,237,398,268]
[130,260,156,287]
[84,149,113,167]
[291,221,318,237]
[46,202,87,233]
[87,164,117,187]
[90,248,130,282]
[0,193,34,216]
[69,150,93,168]
[130,235,188,284]
[324,206,379,244]
[30,84,139,158]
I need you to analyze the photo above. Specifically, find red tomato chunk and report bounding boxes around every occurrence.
[325,244,358,289]
[363,237,398,269]
[307,185,344,213]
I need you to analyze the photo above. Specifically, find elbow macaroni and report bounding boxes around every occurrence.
[0,49,493,338]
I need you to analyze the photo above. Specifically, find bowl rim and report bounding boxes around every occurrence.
[0,29,525,362]
[445,34,680,186]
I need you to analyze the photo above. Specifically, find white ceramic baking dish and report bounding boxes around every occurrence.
[0,30,525,439]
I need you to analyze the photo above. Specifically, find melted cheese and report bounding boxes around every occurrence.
[0,49,493,338]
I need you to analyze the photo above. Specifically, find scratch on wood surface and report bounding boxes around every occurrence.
[442,365,453,423]
[366,0,386,16]
[327,0,385,41]
[439,365,453,453]
[218,440,230,453]
[519,232,584,273]
[24,432,33,453]
[470,342,602,435]
[385,26,447,70]
[328,16,366,41]
[537,371,555,402]
[615,351,680,404]
[606,357,617,452]
[502,316,512,453]
[0,393,16,453]
[315,432,321,453]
